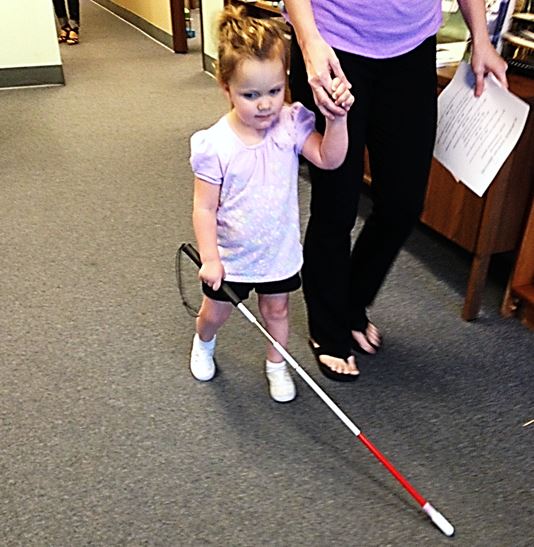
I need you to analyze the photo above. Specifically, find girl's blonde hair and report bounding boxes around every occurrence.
[216,4,288,85]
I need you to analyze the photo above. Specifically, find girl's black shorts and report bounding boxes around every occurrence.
[202,272,301,302]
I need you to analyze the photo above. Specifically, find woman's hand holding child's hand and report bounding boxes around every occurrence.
[199,260,225,291]
[331,77,354,115]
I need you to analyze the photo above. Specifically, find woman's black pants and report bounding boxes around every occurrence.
[53,0,80,26]
[289,35,438,358]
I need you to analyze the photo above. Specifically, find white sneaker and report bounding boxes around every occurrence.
[190,333,216,381]
[265,360,296,403]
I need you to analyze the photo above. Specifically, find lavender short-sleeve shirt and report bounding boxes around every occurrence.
[301,1,442,59]
[190,102,315,283]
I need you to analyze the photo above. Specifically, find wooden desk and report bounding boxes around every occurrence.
[420,68,534,320]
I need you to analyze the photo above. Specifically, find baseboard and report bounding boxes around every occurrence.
[91,0,173,49]
[203,53,216,77]
[0,65,64,89]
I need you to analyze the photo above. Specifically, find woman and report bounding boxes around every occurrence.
[284,0,508,379]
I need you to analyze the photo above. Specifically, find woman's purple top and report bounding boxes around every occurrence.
[305,0,442,58]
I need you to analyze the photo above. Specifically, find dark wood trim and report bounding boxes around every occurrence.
[170,0,187,53]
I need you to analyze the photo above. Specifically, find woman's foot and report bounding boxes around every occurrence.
[66,28,79,45]
[58,25,71,43]
[351,322,382,355]
[309,339,359,381]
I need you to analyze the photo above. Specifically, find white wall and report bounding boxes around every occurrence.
[107,0,172,33]
[0,0,61,69]
[201,0,224,60]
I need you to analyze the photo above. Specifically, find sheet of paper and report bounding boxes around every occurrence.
[433,61,530,197]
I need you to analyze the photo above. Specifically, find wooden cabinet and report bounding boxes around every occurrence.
[419,67,534,320]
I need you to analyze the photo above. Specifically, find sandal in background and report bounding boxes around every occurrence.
[66,27,79,45]
[58,25,71,43]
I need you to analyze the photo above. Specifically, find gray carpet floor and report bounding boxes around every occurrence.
[1,1,533,545]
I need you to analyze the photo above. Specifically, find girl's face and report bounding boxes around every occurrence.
[224,56,286,137]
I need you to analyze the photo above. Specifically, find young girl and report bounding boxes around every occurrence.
[189,5,355,402]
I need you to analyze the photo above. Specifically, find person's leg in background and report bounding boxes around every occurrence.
[52,0,68,24]
[66,0,80,27]
[53,0,70,42]
[349,36,438,339]
[65,0,80,44]
[54,0,80,44]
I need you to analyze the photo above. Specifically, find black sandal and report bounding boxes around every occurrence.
[58,25,71,43]
[308,340,359,382]
[351,322,383,355]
